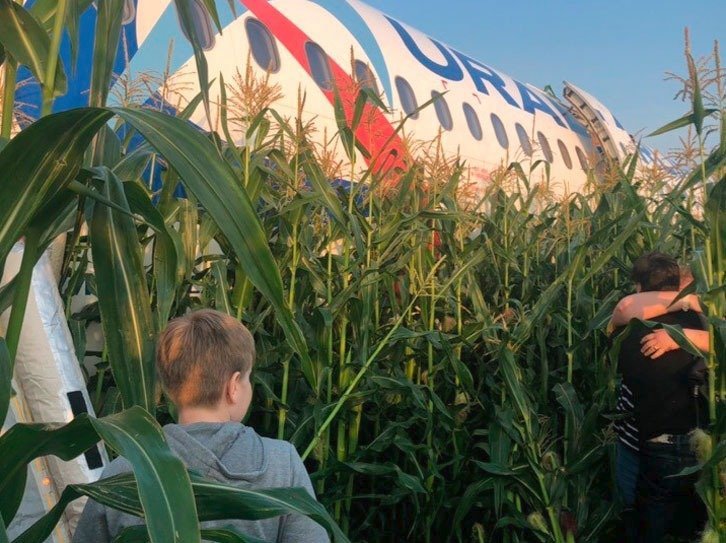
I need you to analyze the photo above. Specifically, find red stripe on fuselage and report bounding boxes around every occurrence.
[238,0,408,182]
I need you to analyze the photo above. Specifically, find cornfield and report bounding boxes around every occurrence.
[0,2,724,543]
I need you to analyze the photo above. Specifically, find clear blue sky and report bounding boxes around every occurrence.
[364,0,725,153]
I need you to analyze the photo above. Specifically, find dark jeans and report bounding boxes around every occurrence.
[636,436,705,542]
[616,442,639,542]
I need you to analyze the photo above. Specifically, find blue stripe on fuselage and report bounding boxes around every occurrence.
[16,1,140,123]
[309,0,394,106]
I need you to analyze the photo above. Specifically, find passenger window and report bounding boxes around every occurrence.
[575,146,589,170]
[305,42,333,90]
[558,140,573,169]
[395,77,419,119]
[354,60,379,95]
[515,123,532,156]
[537,132,553,163]
[175,0,215,51]
[431,91,453,131]
[246,19,281,73]
[490,113,508,149]
[462,103,482,141]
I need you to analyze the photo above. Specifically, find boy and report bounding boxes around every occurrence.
[73,309,330,543]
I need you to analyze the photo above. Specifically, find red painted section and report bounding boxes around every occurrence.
[238,0,408,183]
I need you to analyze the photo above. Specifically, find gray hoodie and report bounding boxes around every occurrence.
[72,422,330,543]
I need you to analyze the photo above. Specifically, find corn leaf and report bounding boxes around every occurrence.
[705,176,725,275]
[7,408,200,543]
[122,180,180,329]
[90,0,124,107]
[172,0,213,129]
[648,109,718,137]
[0,339,10,431]
[115,526,268,543]
[90,409,201,543]
[0,415,100,523]
[0,108,112,268]
[89,167,156,413]
[111,108,314,389]
[0,0,67,95]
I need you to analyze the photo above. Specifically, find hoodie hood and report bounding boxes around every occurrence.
[163,422,269,483]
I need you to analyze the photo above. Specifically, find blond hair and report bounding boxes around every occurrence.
[156,309,255,407]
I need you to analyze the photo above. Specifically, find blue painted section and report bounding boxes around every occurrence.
[385,16,464,82]
[549,98,591,139]
[515,82,565,128]
[310,0,394,106]
[452,50,519,108]
[113,1,246,106]
[16,1,140,124]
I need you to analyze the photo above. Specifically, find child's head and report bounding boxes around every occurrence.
[156,309,255,421]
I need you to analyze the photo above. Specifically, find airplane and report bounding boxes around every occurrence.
[13,0,666,196]
[4,1,666,540]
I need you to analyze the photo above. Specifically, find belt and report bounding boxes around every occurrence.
[647,431,694,444]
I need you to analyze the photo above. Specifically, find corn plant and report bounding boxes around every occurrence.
[1,1,724,542]
[0,2,345,542]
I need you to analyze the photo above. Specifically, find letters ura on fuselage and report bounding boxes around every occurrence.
[386,15,569,129]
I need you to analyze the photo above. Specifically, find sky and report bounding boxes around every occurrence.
[364,0,725,154]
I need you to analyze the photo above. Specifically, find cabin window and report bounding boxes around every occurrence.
[246,19,280,73]
[121,0,136,25]
[462,103,482,141]
[490,113,509,149]
[575,146,589,170]
[395,77,419,119]
[537,132,553,163]
[558,140,573,169]
[354,60,379,95]
[305,42,333,90]
[515,123,533,156]
[431,91,453,131]
[175,0,215,51]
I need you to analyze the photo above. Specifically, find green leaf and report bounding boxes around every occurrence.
[29,0,94,72]
[0,339,11,430]
[0,415,100,522]
[8,408,200,543]
[648,109,718,137]
[115,526,268,543]
[90,0,124,107]
[705,177,725,276]
[21,469,345,543]
[172,0,213,130]
[212,260,233,315]
[90,408,201,543]
[688,52,707,136]
[89,168,156,412]
[609,319,704,362]
[111,107,314,389]
[0,512,8,543]
[0,108,112,268]
[0,0,67,96]
[189,476,346,542]
[122,180,180,329]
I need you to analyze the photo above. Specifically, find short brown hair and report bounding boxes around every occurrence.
[630,252,680,292]
[156,309,255,407]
